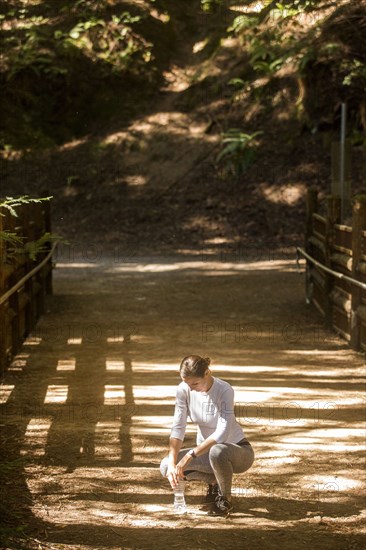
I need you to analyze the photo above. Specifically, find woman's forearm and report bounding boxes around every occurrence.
[168,437,183,465]
[192,437,217,458]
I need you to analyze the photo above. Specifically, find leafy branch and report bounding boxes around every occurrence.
[0,196,53,217]
[0,196,63,264]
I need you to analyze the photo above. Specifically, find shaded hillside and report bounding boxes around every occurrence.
[0,0,177,147]
[1,0,366,258]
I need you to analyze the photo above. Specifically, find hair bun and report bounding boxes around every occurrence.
[204,357,211,366]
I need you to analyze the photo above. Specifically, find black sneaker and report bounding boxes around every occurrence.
[203,483,219,505]
[208,495,233,516]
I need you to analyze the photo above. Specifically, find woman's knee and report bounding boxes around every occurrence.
[233,445,255,473]
[160,455,169,477]
[209,443,229,463]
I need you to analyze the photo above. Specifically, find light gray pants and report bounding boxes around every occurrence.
[160,441,254,498]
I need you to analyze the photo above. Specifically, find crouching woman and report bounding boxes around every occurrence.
[160,355,254,516]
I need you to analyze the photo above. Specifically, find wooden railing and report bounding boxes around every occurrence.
[0,201,55,375]
[300,189,366,351]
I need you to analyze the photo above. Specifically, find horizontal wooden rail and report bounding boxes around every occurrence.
[304,191,366,351]
[0,241,58,306]
[297,247,366,291]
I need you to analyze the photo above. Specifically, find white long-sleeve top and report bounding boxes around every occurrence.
[170,377,245,445]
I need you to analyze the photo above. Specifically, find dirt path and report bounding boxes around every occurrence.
[1,255,365,550]
[1,4,365,548]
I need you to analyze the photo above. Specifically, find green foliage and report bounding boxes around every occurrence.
[228,0,323,79]
[0,230,23,250]
[2,6,152,82]
[269,0,318,19]
[228,78,246,88]
[275,0,319,12]
[253,58,285,76]
[227,0,366,133]
[228,15,259,34]
[248,32,288,75]
[217,129,263,177]
[1,10,67,81]
[53,12,152,74]
[201,0,223,14]
[23,232,60,262]
[228,2,366,144]
[0,0,161,147]
[342,60,366,88]
[0,196,62,263]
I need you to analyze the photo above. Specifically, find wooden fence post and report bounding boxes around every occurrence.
[0,198,54,373]
[324,195,341,328]
[350,195,366,350]
[0,210,5,376]
[43,199,53,295]
[305,188,318,306]
[305,187,318,250]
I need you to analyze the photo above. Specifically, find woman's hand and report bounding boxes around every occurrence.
[175,452,192,480]
[166,463,180,488]
[167,452,193,488]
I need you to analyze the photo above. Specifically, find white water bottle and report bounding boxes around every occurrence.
[173,480,187,514]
